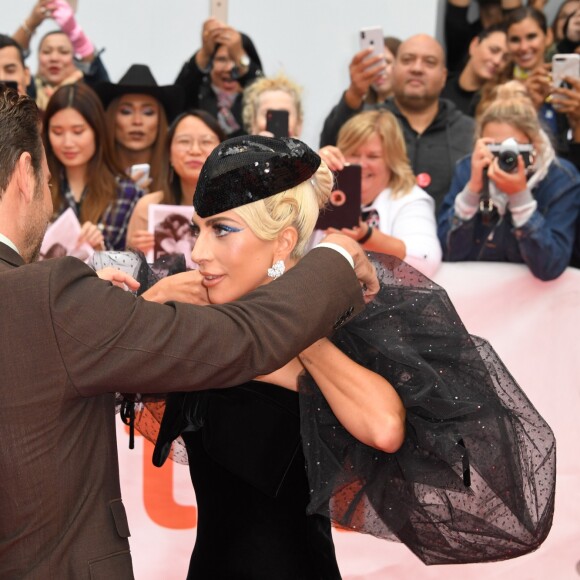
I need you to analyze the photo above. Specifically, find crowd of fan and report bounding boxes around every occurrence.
[1,0,580,281]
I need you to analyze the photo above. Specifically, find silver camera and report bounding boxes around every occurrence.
[486,138,535,173]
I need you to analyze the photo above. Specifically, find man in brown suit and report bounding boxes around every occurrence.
[0,87,376,579]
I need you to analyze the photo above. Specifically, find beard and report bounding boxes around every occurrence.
[22,180,51,263]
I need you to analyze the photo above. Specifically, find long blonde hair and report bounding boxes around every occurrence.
[337,110,416,199]
[233,161,333,258]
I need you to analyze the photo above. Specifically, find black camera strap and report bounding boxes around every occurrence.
[479,173,494,225]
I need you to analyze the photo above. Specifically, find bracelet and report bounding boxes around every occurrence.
[357,225,373,245]
[21,20,33,37]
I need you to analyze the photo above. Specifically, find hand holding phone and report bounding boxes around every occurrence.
[552,53,580,90]
[265,110,290,139]
[359,27,385,62]
[130,163,151,189]
[210,0,228,23]
[316,164,362,230]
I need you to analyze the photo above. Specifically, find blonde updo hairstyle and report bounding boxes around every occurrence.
[233,160,333,259]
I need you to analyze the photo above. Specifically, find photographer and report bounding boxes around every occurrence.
[174,18,263,137]
[438,97,580,280]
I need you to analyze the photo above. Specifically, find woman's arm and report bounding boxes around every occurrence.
[298,338,406,453]
[387,191,442,277]
[13,0,52,51]
[125,193,155,252]
[437,155,482,260]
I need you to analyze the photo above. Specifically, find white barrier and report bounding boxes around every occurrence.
[118,262,580,579]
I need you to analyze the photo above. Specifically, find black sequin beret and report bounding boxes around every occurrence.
[193,135,321,217]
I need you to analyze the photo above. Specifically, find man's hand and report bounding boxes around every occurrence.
[345,48,386,110]
[141,270,210,305]
[320,233,379,303]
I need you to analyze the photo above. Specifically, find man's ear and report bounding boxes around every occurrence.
[275,226,298,261]
[15,152,35,204]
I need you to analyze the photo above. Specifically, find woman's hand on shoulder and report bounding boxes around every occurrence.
[141,270,210,305]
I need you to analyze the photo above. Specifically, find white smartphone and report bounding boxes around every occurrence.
[552,53,580,89]
[359,26,385,60]
[129,163,151,188]
[210,0,228,22]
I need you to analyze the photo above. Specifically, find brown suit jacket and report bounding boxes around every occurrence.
[0,242,363,579]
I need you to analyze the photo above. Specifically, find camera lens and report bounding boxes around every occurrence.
[498,150,518,173]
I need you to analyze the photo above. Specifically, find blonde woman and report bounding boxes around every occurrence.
[139,135,553,576]
[319,109,442,277]
[438,96,580,280]
[242,72,304,137]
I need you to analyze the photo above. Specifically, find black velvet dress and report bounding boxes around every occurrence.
[155,383,342,580]
[106,251,555,571]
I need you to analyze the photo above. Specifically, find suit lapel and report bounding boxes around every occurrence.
[0,242,25,269]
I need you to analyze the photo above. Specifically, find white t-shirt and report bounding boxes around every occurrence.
[310,185,442,278]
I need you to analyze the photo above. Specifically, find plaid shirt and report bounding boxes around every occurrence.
[59,177,144,251]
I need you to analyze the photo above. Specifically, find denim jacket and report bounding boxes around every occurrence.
[438,155,580,281]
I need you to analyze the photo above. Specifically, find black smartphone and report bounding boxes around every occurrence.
[316,164,362,230]
[266,109,289,138]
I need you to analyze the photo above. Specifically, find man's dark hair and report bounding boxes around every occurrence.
[0,86,43,196]
[0,34,26,67]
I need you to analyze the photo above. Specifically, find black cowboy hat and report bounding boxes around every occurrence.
[95,64,184,122]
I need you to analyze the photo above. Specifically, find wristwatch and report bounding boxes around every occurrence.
[238,54,250,69]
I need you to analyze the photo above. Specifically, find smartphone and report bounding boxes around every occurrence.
[129,163,151,188]
[266,109,289,139]
[359,26,385,60]
[210,0,228,22]
[552,53,580,89]
[316,165,362,230]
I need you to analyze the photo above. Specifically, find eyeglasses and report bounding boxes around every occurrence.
[173,136,219,153]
